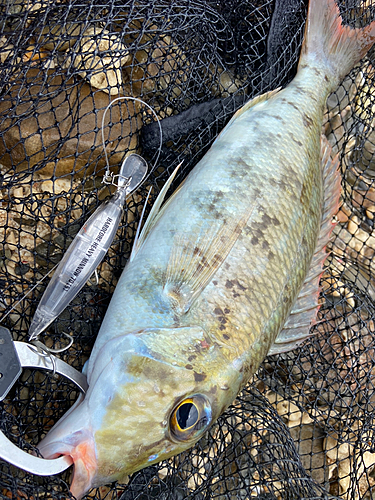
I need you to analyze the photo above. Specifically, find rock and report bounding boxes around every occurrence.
[0,69,141,177]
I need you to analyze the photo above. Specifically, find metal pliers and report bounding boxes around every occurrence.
[0,326,88,475]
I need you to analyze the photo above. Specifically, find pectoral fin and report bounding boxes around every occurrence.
[141,325,211,367]
[163,210,253,315]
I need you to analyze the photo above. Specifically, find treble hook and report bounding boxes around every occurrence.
[28,332,73,376]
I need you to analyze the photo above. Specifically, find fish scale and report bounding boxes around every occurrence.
[123,82,323,358]
[92,85,323,362]
[36,1,375,497]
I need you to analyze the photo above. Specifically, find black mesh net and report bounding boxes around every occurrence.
[1,0,375,498]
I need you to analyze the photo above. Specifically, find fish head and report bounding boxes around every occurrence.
[38,326,241,498]
[93,325,241,482]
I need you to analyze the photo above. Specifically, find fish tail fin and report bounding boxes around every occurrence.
[299,0,375,87]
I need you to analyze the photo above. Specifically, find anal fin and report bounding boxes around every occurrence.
[232,88,280,117]
[216,88,281,141]
[269,135,341,355]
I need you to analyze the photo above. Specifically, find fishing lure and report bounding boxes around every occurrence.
[28,95,163,341]
[28,153,148,341]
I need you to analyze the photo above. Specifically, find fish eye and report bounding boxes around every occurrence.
[169,395,212,442]
[176,401,198,429]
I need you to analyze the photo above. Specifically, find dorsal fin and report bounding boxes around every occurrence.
[269,135,341,355]
[215,88,281,142]
[232,88,281,119]
[130,164,181,261]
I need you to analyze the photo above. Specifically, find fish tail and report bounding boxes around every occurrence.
[299,0,375,88]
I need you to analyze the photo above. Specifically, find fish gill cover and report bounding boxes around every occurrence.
[0,0,374,498]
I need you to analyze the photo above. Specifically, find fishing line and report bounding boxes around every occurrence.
[0,263,59,325]
[101,96,163,181]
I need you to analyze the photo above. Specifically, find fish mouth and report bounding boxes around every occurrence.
[39,430,98,499]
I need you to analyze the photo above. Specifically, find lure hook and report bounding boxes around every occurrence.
[28,342,57,375]
[28,333,73,375]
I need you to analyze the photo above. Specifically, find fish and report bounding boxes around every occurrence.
[37,0,375,497]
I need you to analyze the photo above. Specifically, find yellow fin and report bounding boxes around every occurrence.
[163,210,252,315]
